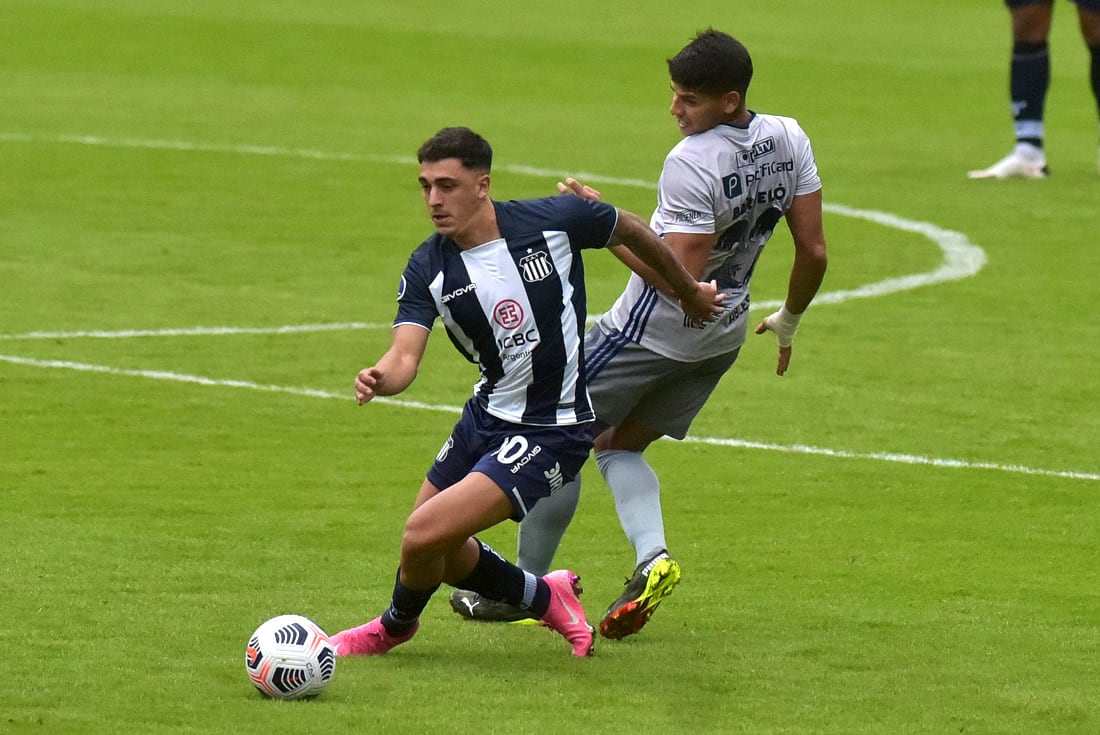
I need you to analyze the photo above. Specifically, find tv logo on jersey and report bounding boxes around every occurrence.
[519,251,554,283]
[736,137,776,165]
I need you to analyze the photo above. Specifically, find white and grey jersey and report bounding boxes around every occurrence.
[598,112,821,361]
[394,196,618,426]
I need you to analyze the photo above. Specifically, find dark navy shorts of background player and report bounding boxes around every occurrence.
[427,397,594,521]
[1005,0,1100,12]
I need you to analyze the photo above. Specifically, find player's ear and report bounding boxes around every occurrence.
[477,173,491,198]
[722,90,741,115]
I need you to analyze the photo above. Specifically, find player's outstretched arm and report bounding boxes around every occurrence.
[612,207,724,323]
[559,176,716,297]
[754,190,828,375]
[354,324,430,404]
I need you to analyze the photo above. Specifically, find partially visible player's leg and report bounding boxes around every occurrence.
[595,441,667,568]
[594,348,738,639]
[516,475,582,576]
[594,425,681,640]
[970,1,1053,178]
[1077,2,1100,171]
[449,476,583,622]
[333,474,513,655]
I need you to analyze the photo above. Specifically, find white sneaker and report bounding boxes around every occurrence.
[968,147,1049,179]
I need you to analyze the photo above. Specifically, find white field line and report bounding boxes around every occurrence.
[0,354,459,414]
[2,352,1097,483]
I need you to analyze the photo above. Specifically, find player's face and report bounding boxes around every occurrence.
[669,83,739,136]
[418,158,490,240]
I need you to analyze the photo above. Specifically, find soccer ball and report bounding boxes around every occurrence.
[245,614,336,700]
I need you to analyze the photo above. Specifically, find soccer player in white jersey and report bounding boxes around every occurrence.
[968,0,1100,179]
[328,127,723,658]
[450,30,828,639]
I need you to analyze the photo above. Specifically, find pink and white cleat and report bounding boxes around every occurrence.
[330,617,418,656]
[540,570,594,657]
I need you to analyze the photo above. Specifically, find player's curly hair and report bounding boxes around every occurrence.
[417,127,493,172]
[668,29,753,98]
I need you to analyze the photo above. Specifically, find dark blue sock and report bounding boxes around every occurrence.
[380,568,438,636]
[455,539,551,616]
[1011,40,1049,147]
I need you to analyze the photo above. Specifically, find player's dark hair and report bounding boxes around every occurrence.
[668,29,753,98]
[417,127,493,172]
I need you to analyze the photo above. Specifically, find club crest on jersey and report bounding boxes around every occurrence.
[518,251,554,283]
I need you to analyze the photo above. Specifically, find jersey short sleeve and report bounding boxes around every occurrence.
[654,153,717,235]
[789,121,822,196]
[393,241,442,331]
[498,195,618,251]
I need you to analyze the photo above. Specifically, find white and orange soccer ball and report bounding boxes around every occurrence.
[245,614,336,700]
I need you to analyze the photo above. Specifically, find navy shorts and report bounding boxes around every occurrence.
[1006,0,1100,12]
[426,398,593,521]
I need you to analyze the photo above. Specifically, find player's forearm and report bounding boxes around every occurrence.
[370,351,419,396]
[784,243,827,314]
[615,210,698,302]
[609,244,677,298]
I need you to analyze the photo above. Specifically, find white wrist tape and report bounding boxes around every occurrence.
[769,305,802,348]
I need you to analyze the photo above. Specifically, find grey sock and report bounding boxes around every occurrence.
[515,476,581,575]
[595,449,667,567]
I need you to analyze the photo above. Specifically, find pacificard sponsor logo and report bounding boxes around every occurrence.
[746,160,795,181]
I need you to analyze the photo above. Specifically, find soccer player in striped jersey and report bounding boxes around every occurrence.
[329,126,723,658]
[450,30,829,639]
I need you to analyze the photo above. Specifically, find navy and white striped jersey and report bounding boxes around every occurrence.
[394,196,618,426]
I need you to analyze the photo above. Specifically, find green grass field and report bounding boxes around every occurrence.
[2,1,1099,733]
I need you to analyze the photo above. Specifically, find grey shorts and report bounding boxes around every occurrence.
[1006,0,1100,12]
[584,324,739,440]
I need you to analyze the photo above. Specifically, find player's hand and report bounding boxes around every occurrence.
[556,177,603,202]
[354,366,383,404]
[754,306,802,376]
[682,279,725,324]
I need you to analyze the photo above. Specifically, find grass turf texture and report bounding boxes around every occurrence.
[2,1,1099,733]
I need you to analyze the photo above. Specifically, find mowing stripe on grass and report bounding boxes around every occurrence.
[0,131,987,312]
[0,322,390,340]
[3,352,1096,483]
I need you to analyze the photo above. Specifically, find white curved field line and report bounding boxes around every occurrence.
[4,133,1093,483]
